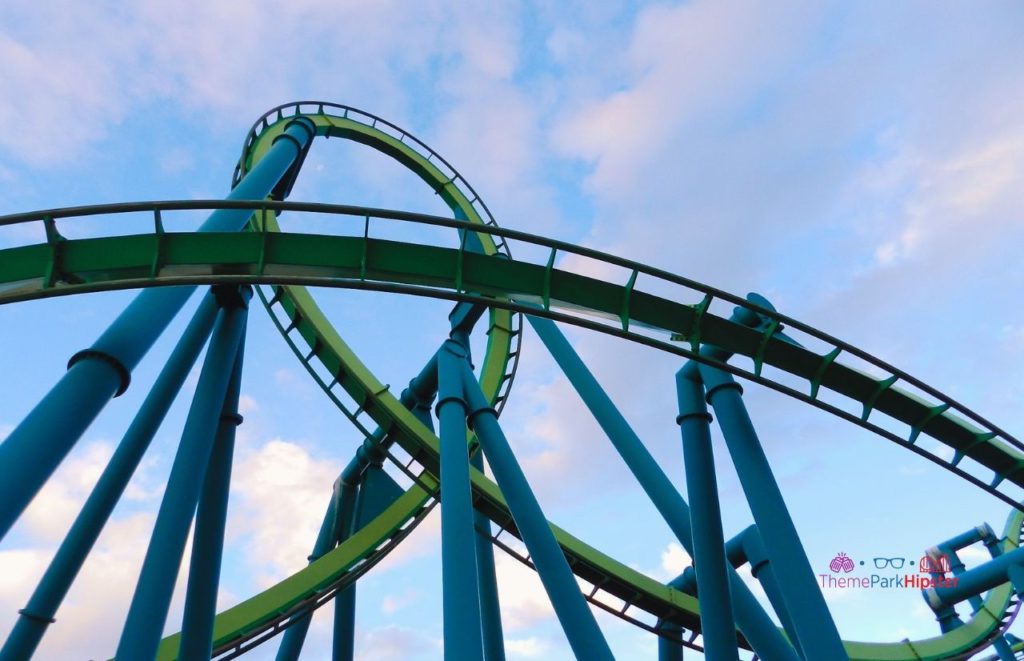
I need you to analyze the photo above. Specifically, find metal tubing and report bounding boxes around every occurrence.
[278,346,445,661]
[740,528,802,656]
[657,623,684,661]
[115,292,250,660]
[471,451,506,661]
[461,363,614,661]
[676,373,739,660]
[276,328,461,660]
[332,480,359,661]
[0,118,314,542]
[700,364,847,660]
[178,336,245,660]
[658,573,688,661]
[926,546,1024,609]
[0,296,219,661]
[952,538,1013,660]
[527,315,797,661]
[676,524,802,655]
[932,525,997,558]
[941,547,1015,660]
[437,343,485,661]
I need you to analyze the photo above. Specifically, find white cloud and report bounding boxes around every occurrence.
[20,441,115,543]
[659,542,691,580]
[228,438,340,584]
[506,635,550,658]
[0,509,194,659]
[494,552,555,632]
[237,393,259,415]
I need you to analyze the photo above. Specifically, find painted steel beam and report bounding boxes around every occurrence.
[115,287,250,660]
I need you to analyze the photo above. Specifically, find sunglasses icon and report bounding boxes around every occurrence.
[873,557,906,569]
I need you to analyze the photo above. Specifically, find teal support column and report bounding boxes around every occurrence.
[331,479,359,661]
[471,451,505,661]
[925,546,1024,609]
[657,572,690,661]
[675,372,739,660]
[0,117,315,543]
[0,295,219,661]
[699,364,847,660]
[933,525,1014,660]
[737,527,802,657]
[178,331,246,660]
[115,287,251,660]
[673,525,802,655]
[437,342,485,661]
[460,363,615,661]
[527,315,797,661]
[940,547,1014,660]
[278,348,444,661]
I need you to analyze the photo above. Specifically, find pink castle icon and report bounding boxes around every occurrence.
[829,552,855,573]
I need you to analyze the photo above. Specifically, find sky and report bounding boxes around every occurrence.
[0,1,1023,659]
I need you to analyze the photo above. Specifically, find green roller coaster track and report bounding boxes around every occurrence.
[0,103,1021,660]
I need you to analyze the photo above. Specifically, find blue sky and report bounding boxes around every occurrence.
[1,1,1023,659]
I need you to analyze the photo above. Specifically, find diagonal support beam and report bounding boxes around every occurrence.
[179,331,246,660]
[461,361,615,661]
[0,294,220,661]
[527,314,798,661]
[699,364,847,659]
[0,118,315,543]
[115,286,251,660]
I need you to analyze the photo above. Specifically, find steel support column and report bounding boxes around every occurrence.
[461,363,614,661]
[675,372,738,660]
[699,365,847,660]
[178,334,246,660]
[437,342,485,661]
[471,451,506,661]
[0,118,315,542]
[926,545,1024,609]
[115,287,251,660]
[331,479,359,661]
[278,348,444,661]
[527,315,797,661]
[0,295,220,661]
[658,572,690,661]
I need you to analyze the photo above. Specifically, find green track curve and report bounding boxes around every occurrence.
[3,208,1021,660]
[1,105,1020,660]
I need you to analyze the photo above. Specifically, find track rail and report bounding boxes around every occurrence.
[2,201,1022,660]
[1,201,1020,506]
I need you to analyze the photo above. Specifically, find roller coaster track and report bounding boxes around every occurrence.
[1,103,1021,660]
